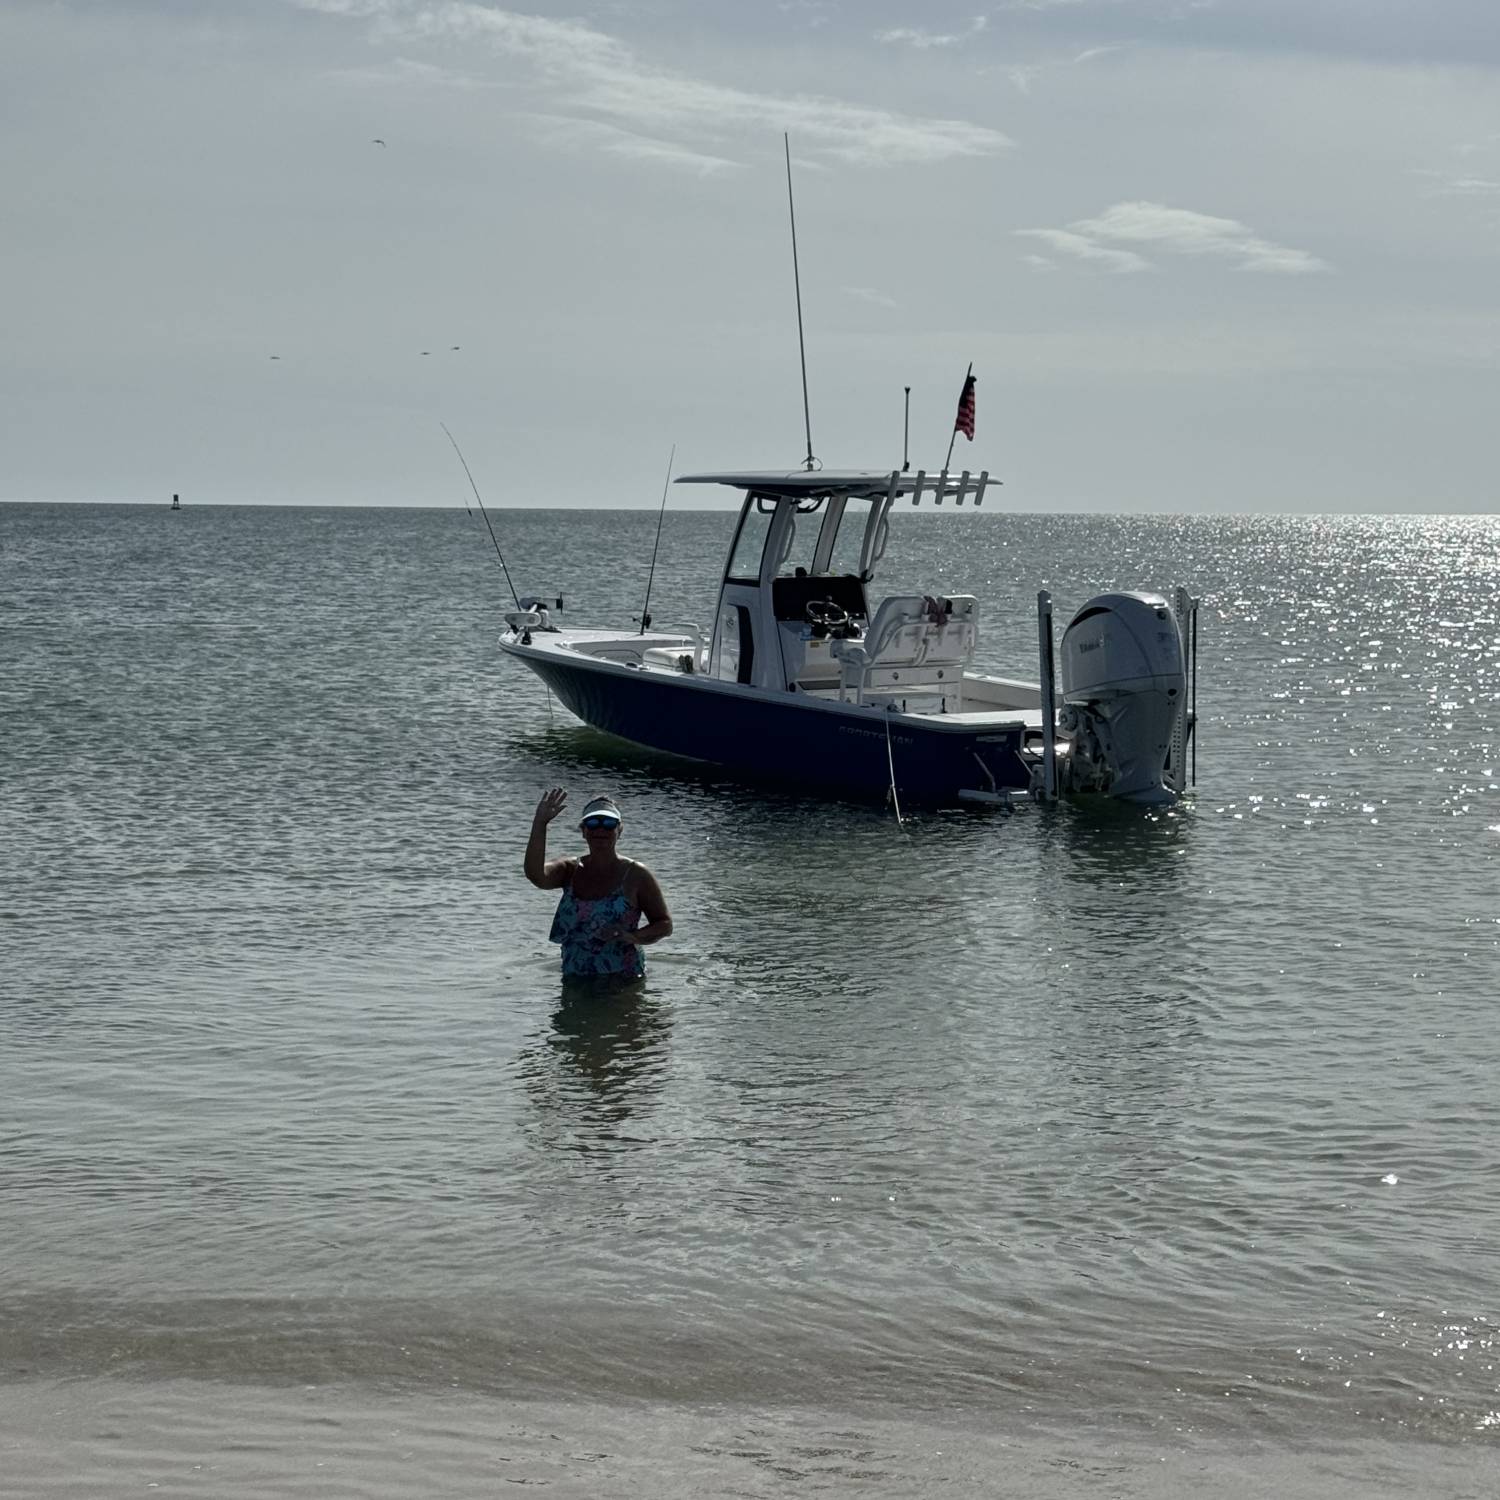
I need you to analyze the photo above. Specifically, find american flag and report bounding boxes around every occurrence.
[954,372,976,441]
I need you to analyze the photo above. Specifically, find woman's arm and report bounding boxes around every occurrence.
[524,788,574,889]
[620,864,673,946]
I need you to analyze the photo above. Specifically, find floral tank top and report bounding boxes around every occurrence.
[548,861,645,978]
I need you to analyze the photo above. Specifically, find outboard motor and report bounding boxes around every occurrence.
[1057,591,1187,804]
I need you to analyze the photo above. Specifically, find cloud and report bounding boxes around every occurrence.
[526,116,739,176]
[1413,170,1500,198]
[1070,42,1133,64]
[996,0,1095,9]
[1013,228,1152,274]
[877,17,988,49]
[1074,201,1330,272]
[1018,201,1330,274]
[997,37,1134,95]
[877,27,963,49]
[320,55,485,88]
[294,1,1013,169]
[573,67,1008,168]
[777,0,836,28]
[840,285,899,308]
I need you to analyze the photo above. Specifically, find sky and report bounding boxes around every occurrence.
[3,0,1498,511]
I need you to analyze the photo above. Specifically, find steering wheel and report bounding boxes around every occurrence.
[805,599,849,629]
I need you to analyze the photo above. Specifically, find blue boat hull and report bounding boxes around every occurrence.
[507,648,1032,804]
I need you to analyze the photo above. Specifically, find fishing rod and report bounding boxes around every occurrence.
[784,134,816,472]
[441,421,520,610]
[638,444,675,634]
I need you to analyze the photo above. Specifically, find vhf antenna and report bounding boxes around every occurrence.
[784,134,816,472]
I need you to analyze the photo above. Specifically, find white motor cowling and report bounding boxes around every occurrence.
[1057,591,1187,804]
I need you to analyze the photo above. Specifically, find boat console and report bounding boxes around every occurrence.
[770,571,868,626]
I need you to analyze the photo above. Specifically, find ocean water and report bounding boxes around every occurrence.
[1,501,1496,1497]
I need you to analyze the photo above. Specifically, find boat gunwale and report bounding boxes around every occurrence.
[498,629,1043,733]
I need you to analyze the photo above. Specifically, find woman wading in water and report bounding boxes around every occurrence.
[525,789,673,981]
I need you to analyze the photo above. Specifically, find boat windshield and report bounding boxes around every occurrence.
[725,500,776,584]
[824,503,867,578]
[775,513,818,578]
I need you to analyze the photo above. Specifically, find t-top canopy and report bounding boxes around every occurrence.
[676,469,990,503]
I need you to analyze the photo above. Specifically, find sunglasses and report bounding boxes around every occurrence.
[581,816,620,830]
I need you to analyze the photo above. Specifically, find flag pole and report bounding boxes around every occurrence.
[902,386,911,472]
[943,362,973,474]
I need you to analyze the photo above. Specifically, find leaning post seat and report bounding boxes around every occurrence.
[830,594,979,709]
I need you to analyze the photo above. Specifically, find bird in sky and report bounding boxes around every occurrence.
[372,138,386,146]
[270,355,280,360]
[421,351,430,356]
[451,345,461,351]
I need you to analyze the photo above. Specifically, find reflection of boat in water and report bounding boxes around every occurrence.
[500,467,1198,807]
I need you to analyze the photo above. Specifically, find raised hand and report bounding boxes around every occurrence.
[534,787,568,826]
